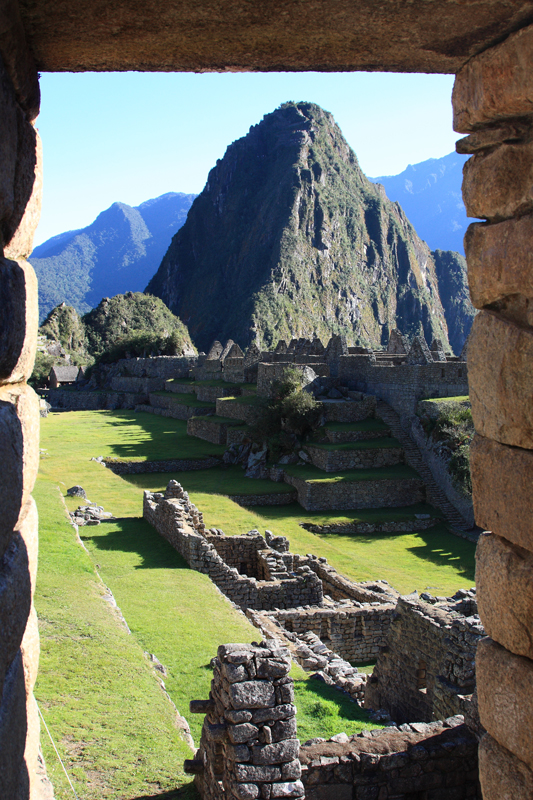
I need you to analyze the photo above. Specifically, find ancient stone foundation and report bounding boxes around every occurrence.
[188,642,481,800]
[452,23,533,799]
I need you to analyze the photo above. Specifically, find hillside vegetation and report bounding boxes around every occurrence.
[148,101,470,353]
[30,192,196,321]
[32,293,196,385]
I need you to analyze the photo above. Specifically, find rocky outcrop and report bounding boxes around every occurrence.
[147,102,454,353]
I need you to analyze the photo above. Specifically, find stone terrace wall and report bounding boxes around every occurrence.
[298,556,399,605]
[300,719,480,800]
[284,474,425,511]
[187,643,480,800]
[306,444,403,472]
[112,355,196,379]
[271,602,395,663]
[365,597,484,724]
[143,485,323,610]
[188,642,303,800]
[338,355,468,416]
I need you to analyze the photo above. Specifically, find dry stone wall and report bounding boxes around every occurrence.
[452,24,533,799]
[0,19,51,798]
[338,356,468,417]
[187,641,481,800]
[284,473,425,511]
[188,642,303,800]
[143,483,323,610]
[306,444,403,472]
[300,719,480,800]
[365,597,484,725]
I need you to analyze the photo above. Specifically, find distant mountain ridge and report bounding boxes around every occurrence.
[370,152,469,255]
[147,102,473,354]
[30,192,197,322]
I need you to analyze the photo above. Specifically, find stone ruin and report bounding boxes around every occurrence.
[186,641,481,800]
[144,480,485,798]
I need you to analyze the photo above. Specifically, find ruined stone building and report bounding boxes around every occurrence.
[1,2,533,798]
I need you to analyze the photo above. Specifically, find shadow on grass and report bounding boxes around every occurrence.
[80,409,224,461]
[131,784,199,800]
[80,517,191,570]
[405,527,475,583]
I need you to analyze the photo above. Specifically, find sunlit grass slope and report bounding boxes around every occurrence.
[33,477,193,800]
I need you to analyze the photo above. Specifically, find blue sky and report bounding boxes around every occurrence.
[34,71,459,246]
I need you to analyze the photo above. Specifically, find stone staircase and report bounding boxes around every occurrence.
[375,400,475,536]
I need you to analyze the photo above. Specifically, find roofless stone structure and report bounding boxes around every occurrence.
[1,4,533,798]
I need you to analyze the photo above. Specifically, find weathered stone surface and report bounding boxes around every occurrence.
[235,783,260,800]
[235,764,282,782]
[20,603,39,693]
[477,637,533,770]
[479,733,533,800]
[462,141,533,222]
[0,523,35,699]
[465,216,533,312]
[453,23,533,133]
[231,681,276,710]
[228,723,260,745]
[477,533,533,660]
[468,312,533,449]
[0,51,18,227]
[4,126,42,260]
[270,780,304,797]
[0,257,38,384]
[470,435,533,550]
[0,383,39,556]
[252,740,299,765]
[16,0,533,75]
[0,0,40,118]
[23,691,41,800]
[0,652,29,800]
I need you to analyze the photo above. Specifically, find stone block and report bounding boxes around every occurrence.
[0,0,41,119]
[477,637,533,770]
[252,740,299,765]
[235,764,282,782]
[470,434,533,550]
[0,651,29,800]
[465,216,533,311]
[231,681,276,710]
[0,383,39,558]
[4,125,42,260]
[479,733,533,800]
[0,52,18,227]
[476,533,533,660]
[0,507,36,698]
[20,603,39,693]
[453,23,533,132]
[462,141,533,222]
[1,103,40,253]
[0,257,38,383]
[468,312,533,449]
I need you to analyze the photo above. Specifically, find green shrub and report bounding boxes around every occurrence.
[249,368,321,450]
[29,351,55,388]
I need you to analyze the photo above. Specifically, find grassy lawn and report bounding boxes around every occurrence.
[125,471,474,595]
[423,395,469,403]
[34,476,194,800]
[322,419,390,432]
[38,410,386,798]
[307,437,402,451]
[282,463,420,483]
[125,465,295,496]
[42,410,226,461]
